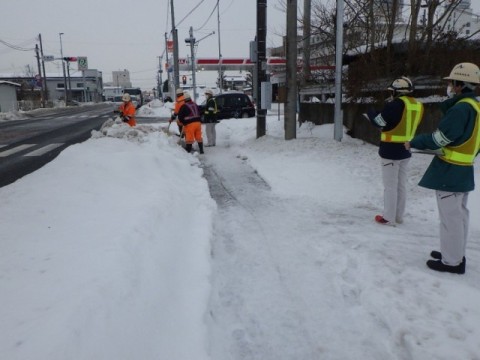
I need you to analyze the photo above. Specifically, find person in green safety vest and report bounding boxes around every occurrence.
[405,62,480,274]
[363,76,424,226]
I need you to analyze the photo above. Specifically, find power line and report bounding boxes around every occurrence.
[0,38,35,51]
[176,0,206,28]
[195,2,218,31]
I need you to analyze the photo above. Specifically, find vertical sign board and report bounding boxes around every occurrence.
[77,57,88,101]
[261,81,272,110]
[77,57,88,71]
[167,40,174,53]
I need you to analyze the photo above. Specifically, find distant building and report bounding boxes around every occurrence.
[441,0,480,38]
[223,74,248,91]
[374,0,404,22]
[44,69,104,103]
[112,70,132,88]
[0,81,20,112]
[0,69,104,106]
[103,86,123,101]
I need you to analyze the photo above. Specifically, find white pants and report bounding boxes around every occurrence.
[381,157,409,223]
[205,123,217,146]
[436,191,469,266]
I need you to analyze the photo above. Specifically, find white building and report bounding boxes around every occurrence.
[441,0,480,38]
[0,69,104,106]
[0,81,20,112]
[103,86,123,101]
[112,70,132,88]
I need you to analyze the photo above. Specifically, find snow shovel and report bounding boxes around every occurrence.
[177,128,185,147]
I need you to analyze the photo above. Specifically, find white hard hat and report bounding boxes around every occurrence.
[183,91,191,101]
[122,93,131,101]
[387,76,413,94]
[444,62,480,85]
[176,88,184,95]
[204,88,213,96]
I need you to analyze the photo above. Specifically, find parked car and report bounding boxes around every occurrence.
[199,92,256,120]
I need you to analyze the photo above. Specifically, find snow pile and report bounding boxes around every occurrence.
[0,110,28,121]
[0,120,216,360]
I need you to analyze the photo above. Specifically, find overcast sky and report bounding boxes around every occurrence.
[1,0,480,91]
[0,0,287,90]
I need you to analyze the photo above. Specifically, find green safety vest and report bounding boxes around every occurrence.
[440,97,480,166]
[381,96,424,143]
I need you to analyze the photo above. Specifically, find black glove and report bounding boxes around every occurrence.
[122,116,130,123]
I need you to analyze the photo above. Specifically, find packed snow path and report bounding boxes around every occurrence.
[202,148,407,359]
[200,133,480,360]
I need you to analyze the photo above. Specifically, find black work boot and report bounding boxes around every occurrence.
[426,258,466,274]
[185,144,192,153]
[198,142,204,154]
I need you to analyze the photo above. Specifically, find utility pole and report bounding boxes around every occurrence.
[302,0,311,87]
[186,27,197,102]
[164,32,170,95]
[334,0,344,142]
[158,56,163,100]
[34,44,45,107]
[256,0,267,138]
[66,61,72,103]
[217,0,223,94]
[285,0,297,140]
[38,34,48,106]
[170,0,180,91]
[59,33,68,104]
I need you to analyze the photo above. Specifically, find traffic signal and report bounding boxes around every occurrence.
[182,75,187,85]
[63,57,77,62]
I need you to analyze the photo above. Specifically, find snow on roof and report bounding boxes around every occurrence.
[0,80,20,87]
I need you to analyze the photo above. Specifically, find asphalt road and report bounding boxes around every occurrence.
[0,104,115,188]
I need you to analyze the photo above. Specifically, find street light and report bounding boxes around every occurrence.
[59,33,68,104]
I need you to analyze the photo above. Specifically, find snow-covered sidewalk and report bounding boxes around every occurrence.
[204,119,480,360]
[1,112,480,359]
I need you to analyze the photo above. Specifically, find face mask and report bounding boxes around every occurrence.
[446,85,455,98]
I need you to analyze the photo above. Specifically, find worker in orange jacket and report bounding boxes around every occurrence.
[170,88,185,136]
[118,93,137,127]
[177,92,204,154]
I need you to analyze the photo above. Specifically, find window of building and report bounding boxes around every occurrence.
[77,83,84,88]
[57,83,64,89]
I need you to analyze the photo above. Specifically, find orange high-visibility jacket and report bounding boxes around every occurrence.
[174,95,185,116]
[119,101,137,127]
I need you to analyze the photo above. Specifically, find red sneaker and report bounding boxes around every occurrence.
[375,215,394,226]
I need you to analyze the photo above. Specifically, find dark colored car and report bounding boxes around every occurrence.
[200,92,256,120]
